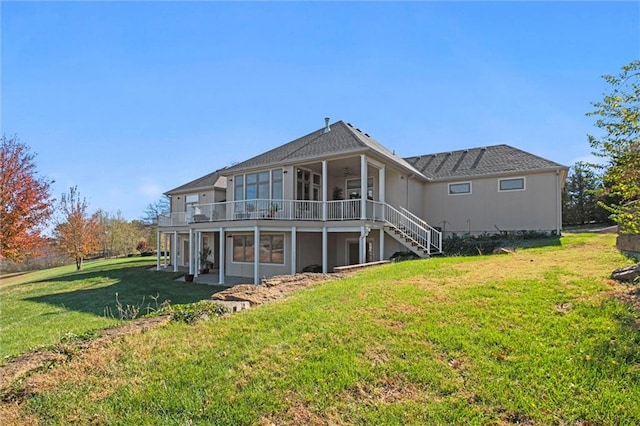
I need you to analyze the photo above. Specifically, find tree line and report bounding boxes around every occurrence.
[0,135,168,271]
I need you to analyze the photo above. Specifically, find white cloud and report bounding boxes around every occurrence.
[138,179,163,199]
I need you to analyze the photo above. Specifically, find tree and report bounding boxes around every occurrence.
[588,60,640,232]
[142,195,170,225]
[142,195,170,251]
[562,162,610,226]
[0,135,54,262]
[54,186,101,270]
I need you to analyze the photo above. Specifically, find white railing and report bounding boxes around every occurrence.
[327,199,361,220]
[400,206,442,252]
[383,204,442,254]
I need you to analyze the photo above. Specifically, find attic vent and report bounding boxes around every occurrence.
[364,133,370,137]
[356,128,362,133]
[324,117,331,133]
[481,147,487,150]
[347,122,353,127]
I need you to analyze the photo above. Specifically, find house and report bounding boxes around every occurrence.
[157,118,568,284]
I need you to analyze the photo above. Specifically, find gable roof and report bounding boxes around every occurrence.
[165,169,227,195]
[404,144,566,181]
[223,120,423,176]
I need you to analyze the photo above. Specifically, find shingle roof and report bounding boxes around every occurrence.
[223,120,423,176]
[404,144,566,181]
[165,170,227,195]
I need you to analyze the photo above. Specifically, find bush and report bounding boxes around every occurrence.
[155,301,229,324]
[443,231,557,256]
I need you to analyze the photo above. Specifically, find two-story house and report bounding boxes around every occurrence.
[157,118,567,285]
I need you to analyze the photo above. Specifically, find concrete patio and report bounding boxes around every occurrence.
[155,266,251,287]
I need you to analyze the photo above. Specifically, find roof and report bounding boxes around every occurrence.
[223,120,423,176]
[404,144,567,181]
[165,170,227,195]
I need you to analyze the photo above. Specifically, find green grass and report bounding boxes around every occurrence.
[3,234,640,425]
[0,257,222,360]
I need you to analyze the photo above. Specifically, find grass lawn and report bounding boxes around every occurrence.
[0,257,222,360]
[2,233,640,425]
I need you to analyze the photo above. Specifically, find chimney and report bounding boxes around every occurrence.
[324,117,331,133]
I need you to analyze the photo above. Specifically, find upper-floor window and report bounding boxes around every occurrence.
[448,182,471,195]
[234,169,283,201]
[499,177,525,191]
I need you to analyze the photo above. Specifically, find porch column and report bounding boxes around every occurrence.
[379,165,386,221]
[156,230,161,270]
[172,231,178,272]
[188,229,194,275]
[254,226,260,285]
[194,231,201,278]
[360,155,368,220]
[322,160,327,221]
[379,228,385,261]
[291,226,297,275]
[219,228,225,284]
[360,226,367,264]
[163,234,168,268]
[322,226,328,273]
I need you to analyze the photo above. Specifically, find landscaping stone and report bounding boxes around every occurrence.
[610,264,640,283]
[211,273,347,306]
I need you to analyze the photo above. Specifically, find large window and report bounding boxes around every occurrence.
[233,234,284,264]
[448,182,471,195]
[499,177,525,191]
[234,169,283,201]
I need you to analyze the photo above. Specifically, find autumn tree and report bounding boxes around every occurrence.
[55,186,101,270]
[588,60,640,232]
[0,135,54,262]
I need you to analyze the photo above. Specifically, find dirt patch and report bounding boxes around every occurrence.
[212,272,348,306]
[0,315,171,397]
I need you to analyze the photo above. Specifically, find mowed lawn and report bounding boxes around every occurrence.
[0,257,221,359]
[2,234,640,425]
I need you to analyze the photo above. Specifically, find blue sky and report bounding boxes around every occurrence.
[2,1,639,223]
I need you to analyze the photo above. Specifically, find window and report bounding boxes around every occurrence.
[448,182,471,195]
[499,177,525,191]
[346,177,374,199]
[260,235,284,264]
[232,234,284,264]
[234,169,283,201]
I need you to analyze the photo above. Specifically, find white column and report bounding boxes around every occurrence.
[156,230,161,270]
[360,155,367,220]
[291,226,297,275]
[322,227,328,273]
[194,231,201,278]
[163,234,168,268]
[219,228,225,284]
[254,226,260,285]
[379,228,385,261]
[172,232,178,272]
[322,160,327,221]
[360,226,366,264]
[379,165,386,221]
[188,229,194,275]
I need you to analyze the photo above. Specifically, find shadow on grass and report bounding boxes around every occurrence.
[26,262,224,318]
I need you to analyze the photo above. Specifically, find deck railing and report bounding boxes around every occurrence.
[159,199,397,226]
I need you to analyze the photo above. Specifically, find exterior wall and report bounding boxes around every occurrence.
[384,168,407,209]
[170,189,221,214]
[297,232,323,272]
[423,171,561,235]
